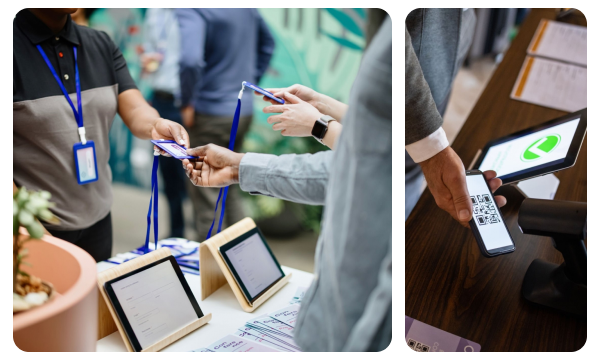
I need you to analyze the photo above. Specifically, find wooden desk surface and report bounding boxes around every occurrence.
[405,9,587,352]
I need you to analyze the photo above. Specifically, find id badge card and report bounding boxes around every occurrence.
[151,140,197,159]
[73,141,99,185]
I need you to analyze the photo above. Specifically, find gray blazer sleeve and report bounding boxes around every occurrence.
[238,151,332,206]
[342,237,392,351]
[405,26,443,145]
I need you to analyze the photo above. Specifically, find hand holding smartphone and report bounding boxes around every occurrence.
[465,170,515,257]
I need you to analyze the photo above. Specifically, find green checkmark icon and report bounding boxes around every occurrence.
[521,134,561,161]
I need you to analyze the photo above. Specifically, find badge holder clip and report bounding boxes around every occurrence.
[97,247,212,352]
[199,217,292,312]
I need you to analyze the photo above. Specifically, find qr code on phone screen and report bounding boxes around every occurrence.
[471,195,500,226]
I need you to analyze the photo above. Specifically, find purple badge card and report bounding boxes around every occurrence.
[405,316,481,352]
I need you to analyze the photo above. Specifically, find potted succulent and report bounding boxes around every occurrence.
[13,187,59,313]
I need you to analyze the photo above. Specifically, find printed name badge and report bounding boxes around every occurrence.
[151,140,197,159]
[73,141,99,185]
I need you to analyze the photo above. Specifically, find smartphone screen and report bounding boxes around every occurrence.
[465,173,514,254]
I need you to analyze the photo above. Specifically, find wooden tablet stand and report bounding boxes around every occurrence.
[199,217,292,312]
[97,247,212,352]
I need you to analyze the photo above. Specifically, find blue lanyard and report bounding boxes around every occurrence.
[143,153,160,253]
[36,45,84,130]
[206,85,244,239]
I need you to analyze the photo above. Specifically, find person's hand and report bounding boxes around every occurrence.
[419,147,506,227]
[181,105,195,129]
[262,92,324,137]
[151,118,190,156]
[256,84,321,107]
[182,144,245,187]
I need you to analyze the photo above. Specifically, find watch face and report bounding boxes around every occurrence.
[312,119,327,139]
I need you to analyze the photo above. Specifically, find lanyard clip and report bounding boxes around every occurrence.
[238,82,245,99]
[78,127,87,145]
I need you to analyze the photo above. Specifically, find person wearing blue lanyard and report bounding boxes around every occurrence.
[13,8,190,262]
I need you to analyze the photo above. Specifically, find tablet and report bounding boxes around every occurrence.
[104,256,204,352]
[218,228,285,305]
[473,109,586,184]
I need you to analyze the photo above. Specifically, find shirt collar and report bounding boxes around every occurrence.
[15,9,80,46]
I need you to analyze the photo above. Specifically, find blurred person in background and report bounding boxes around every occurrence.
[175,8,275,241]
[181,11,391,351]
[13,8,189,261]
[141,8,187,238]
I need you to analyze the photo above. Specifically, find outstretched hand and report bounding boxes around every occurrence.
[262,92,323,137]
[182,144,244,188]
[419,147,506,227]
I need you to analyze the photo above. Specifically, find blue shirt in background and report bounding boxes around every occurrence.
[175,9,275,117]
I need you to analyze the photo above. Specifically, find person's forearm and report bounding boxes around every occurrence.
[123,103,161,139]
[322,121,342,149]
[315,94,349,122]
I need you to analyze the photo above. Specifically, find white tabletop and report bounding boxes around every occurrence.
[95,261,314,352]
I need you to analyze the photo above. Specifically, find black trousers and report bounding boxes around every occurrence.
[47,212,112,262]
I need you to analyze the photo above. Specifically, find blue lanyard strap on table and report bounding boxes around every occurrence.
[36,45,87,145]
[206,84,245,240]
[143,151,160,253]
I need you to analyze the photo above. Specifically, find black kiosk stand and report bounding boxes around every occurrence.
[518,199,587,318]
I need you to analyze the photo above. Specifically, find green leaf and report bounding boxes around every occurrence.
[18,210,34,226]
[16,186,29,202]
[325,8,364,37]
[18,270,30,277]
[25,222,44,239]
[13,200,18,215]
[37,209,55,222]
[323,33,363,50]
[39,191,51,200]
[20,261,32,268]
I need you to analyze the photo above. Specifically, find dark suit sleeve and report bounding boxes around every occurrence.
[405,26,443,145]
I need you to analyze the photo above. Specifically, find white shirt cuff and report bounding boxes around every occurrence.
[405,127,449,163]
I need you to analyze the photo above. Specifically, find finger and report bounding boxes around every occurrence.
[283,92,301,104]
[483,170,498,181]
[182,159,190,169]
[488,177,503,193]
[272,122,284,131]
[494,195,507,208]
[446,173,473,222]
[267,115,283,124]
[186,145,210,157]
[263,105,287,114]
[167,122,188,146]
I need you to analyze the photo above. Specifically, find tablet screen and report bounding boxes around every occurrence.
[107,258,201,350]
[478,118,580,177]
[220,229,284,303]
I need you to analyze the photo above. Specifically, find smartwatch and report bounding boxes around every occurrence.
[311,115,335,144]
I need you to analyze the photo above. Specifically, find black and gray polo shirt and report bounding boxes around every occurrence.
[13,9,137,231]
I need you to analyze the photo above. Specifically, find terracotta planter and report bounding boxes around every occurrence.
[13,231,98,351]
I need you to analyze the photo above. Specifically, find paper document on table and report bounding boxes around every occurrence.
[192,334,279,352]
[268,304,300,327]
[510,56,586,112]
[527,19,586,66]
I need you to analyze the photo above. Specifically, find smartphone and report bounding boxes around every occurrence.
[465,170,515,257]
[243,81,285,104]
